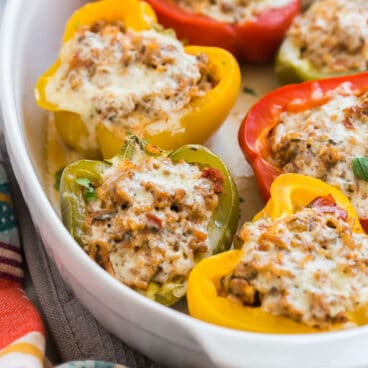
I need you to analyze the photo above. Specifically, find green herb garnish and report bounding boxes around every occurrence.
[243,86,256,96]
[54,167,65,191]
[76,178,97,202]
[352,157,368,181]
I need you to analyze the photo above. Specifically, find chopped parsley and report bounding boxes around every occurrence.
[243,86,256,96]
[76,178,97,202]
[352,157,368,182]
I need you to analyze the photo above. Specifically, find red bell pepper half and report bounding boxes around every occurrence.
[238,72,368,230]
[145,0,301,63]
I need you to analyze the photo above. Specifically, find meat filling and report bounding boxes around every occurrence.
[221,200,368,328]
[173,0,292,24]
[82,155,222,292]
[268,83,368,219]
[287,0,368,73]
[45,21,214,149]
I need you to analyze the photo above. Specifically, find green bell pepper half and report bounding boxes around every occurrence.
[59,136,239,306]
[275,38,361,84]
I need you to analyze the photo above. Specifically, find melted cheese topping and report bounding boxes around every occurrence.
[268,84,368,219]
[45,22,212,150]
[83,154,221,292]
[287,0,368,73]
[173,0,292,23]
[222,205,368,328]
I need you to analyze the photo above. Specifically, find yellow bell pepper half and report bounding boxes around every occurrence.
[187,173,365,334]
[35,0,241,159]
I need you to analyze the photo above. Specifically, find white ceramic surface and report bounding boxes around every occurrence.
[2,1,368,367]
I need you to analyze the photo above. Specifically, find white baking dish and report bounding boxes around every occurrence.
[2,1,368,367]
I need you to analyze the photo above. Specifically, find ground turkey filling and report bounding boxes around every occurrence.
[268,83,368,220]
[221,199,368,328]
[287,0,368,73]
[82,155,222,292]
[45,21,213,149]
[173,0,292,24]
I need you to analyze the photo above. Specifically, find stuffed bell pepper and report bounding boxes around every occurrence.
[145,0,301,63]
[60,135,239,305]
[276,0,368,83]
[239,72,368,232]
[188,173,368,333]
[35,0,240,159]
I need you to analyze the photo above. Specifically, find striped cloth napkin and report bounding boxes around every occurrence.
[0,161,46,367]
[0,153,128,368]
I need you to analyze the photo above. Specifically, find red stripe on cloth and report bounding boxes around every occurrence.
[0,280,19,288]
[0,287,44,349]
[0,242,21,254]
[0,256,22,268]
